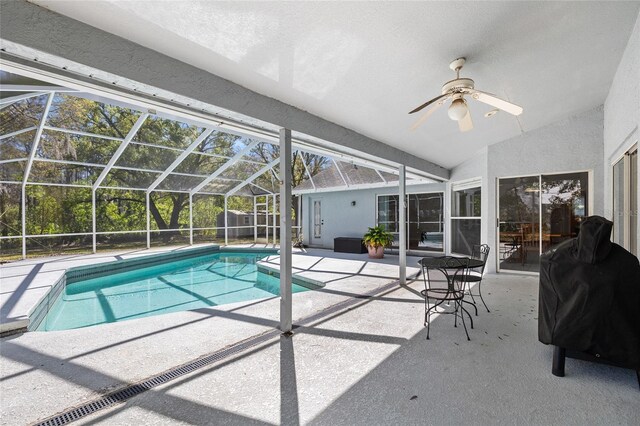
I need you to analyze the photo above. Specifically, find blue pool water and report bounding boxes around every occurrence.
[37,251,310,331]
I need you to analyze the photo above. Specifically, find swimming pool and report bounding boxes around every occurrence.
[36,250,312,331]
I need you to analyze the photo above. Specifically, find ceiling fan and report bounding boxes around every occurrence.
[409,58,523,132]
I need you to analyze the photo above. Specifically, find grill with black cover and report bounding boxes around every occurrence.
[538,216,640,388]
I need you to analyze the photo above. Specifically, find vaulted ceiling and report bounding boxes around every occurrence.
[34,1,640,169]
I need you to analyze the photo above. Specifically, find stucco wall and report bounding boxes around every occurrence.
[300,182,446,251]
[313,103,604,274]
[603,11,639,252]
[483,106,605,272]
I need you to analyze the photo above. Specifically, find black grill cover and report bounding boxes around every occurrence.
[539,216,640,369]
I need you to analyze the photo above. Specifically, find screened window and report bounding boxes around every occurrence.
[0,69,437,260]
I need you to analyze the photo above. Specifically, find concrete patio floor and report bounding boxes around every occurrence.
[1,247,638,425]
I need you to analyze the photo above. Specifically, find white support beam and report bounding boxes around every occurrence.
[225,158,279,197]
[20,184,26,259]
[224,196,228,245]
[272,194,277,246]
[92,189,96,253]
[0,84,75,92]
[293,142,403,177]
[21,92,54,259]
[0,126,37,140]
[399,165,407,285]
[189,193,193,245]
[249,183,274,195]
[146,128,214,192]
[279,128,293,333]
[376,169,387,184]
[299,152,316,190]
[296,194,302,238]
[253,196,257,243]
[22,93,54,186]
[146,192,151,249]
[190,140,260,195]
[92,113,148,190]
[291,179,416,196]
[44,125,124,142]
[0,92,47,107]
[265,196,269,243]
[333,158,349,187]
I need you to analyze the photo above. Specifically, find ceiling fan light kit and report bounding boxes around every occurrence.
[447,95,468,121]
[409,57,523,132]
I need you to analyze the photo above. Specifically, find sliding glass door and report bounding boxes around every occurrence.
[498,171,589,272]
[613,146,638,256]
[498,176,540,272]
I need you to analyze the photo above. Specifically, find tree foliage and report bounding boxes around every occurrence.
[0,92,322,252]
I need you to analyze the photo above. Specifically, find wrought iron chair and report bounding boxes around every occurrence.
[422,256,474,341]
[462,244,491,313]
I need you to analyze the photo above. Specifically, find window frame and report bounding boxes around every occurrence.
[450,179,482,256]
[375,190,445,252]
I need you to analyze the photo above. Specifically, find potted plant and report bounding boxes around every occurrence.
[362,225,394,259]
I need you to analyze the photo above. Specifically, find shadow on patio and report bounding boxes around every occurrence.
[2,270,638,425]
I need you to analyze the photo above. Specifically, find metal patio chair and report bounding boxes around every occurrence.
[462,244,491,313]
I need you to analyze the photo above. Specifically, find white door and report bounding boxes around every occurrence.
[310,198,323,246]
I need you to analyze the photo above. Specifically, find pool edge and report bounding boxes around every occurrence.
[25,246,288,332]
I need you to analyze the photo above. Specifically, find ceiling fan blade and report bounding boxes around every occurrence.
[458,111,473,132]
[410,97,449,131]
[465,89,523,116]
[408,93,449,114]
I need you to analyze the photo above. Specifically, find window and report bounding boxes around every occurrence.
[451,185,481,256]
[376,192,444,252]
[408,193,444,251]
[377,195,399,234]
[243,216,250,225]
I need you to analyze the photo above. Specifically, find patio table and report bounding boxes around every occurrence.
[418,256,484,291]
[418,256,484,315]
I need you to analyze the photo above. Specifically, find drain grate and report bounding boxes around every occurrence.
[32,330,279,426]
[33,275,412,426]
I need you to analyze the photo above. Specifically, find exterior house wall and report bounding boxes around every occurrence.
[482,106,605,272]
[300,182,446,251]
[603,11,640,252]
[307,102,604,275]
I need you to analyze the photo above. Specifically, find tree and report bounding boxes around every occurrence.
[1,91,335,252]
[251,143,330,231]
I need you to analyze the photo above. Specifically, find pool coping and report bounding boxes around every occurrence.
[6,246,325,334]
[28,246,314,333]
[2,246,418,335]
[256,262,325,289]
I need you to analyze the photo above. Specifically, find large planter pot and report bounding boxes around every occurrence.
[367,245,384,259]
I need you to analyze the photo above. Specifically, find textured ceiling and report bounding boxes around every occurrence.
[34,1,640,169]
